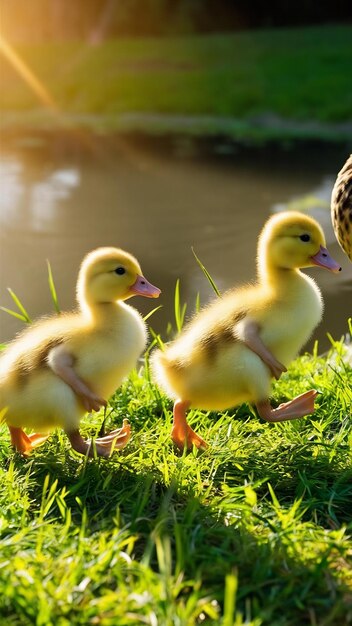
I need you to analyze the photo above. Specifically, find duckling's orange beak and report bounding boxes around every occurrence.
[129,275,161,298]
[310,246,342,273]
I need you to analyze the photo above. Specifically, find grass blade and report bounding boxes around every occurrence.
[223,569,238,626]
[0,306,30,323]
[0,407,8,422]
[47,260,60,314]
[174,279,187,333]
[143,305,163,323]
[6,288,32,323]
[191,247,221,297]
[195,291,201,314]
[148,326,165,350]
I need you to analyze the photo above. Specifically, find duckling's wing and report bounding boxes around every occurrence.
[0,313,82,381]
[235,317,287,380]
[46,343,107,412]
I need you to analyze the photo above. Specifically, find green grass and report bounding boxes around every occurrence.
[1,25,352,140]
[0,320,352,624]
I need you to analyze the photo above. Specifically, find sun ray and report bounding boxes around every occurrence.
[0,33,58,111]
[0,32,152,166]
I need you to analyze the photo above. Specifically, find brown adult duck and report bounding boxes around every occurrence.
[331,154,352,262]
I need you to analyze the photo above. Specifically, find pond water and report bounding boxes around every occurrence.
[0,132,351,353]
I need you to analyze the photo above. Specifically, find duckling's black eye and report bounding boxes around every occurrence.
[299,234,311,242]
[114,267,126,275]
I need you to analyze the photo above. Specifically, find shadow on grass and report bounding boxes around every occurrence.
[4,426,352,626]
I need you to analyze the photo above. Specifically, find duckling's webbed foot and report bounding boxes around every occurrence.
[67,419,131,458]
[256,389,318,423]
[9,426,49,456]
[172,400,208,451]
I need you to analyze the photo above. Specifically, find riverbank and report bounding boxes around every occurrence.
[1,25,352,144]
[2,110,352,144]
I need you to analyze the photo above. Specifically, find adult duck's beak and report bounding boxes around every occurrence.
[310,245,342,273]
[129,275,161,298]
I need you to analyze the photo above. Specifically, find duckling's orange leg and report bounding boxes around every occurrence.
[9,426,49,456]
[172,400,207,451]
[256,389,317,422]
[66,419,131,458]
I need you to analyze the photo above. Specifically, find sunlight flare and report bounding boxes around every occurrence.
[0,33,58,111]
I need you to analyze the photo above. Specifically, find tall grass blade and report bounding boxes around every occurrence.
[174,279,187,333]
[47,260,60,314]
[7,288,32,322]
[143,305,163,322]
[223,569,238,626]
[195,291,201,314]
[191,247,221,297]
[149,326,165,350]
[0,306,30,323]
[0,407,8,422]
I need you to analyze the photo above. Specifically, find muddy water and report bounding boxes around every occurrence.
[0,133,351,352]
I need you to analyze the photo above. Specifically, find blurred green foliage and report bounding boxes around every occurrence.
[1,0,351,42]
[1,25,351,141]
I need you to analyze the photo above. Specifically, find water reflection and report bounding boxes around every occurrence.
[0,133,351,352]
[0,158,24,226]
[30,168,80,232]
[0,159,80,233]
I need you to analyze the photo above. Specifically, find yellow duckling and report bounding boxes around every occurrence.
[152,212,341,450]
[331,154,352,261]
[0,247,160,457]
